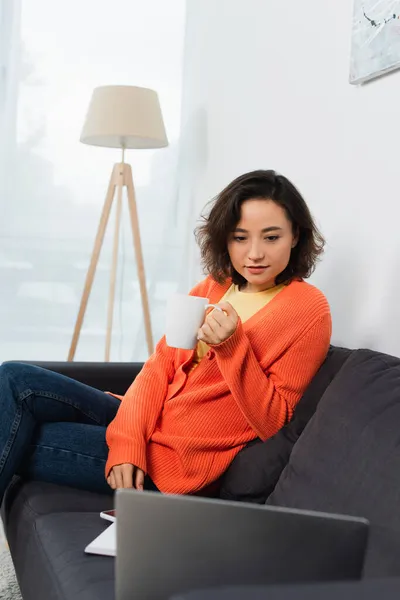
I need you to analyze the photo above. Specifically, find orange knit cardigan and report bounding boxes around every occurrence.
[105,276,331,494]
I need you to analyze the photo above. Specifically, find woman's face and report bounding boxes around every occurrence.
[227,198,297,292]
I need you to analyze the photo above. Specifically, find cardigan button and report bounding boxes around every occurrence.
[206,350,215,359]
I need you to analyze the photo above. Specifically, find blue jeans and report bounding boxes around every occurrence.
[0,361,126,500]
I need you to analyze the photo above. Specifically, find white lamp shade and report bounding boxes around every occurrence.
[80,85,168,149]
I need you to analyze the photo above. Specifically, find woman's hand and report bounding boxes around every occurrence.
[197,301,239,346]
[107,463,145,491]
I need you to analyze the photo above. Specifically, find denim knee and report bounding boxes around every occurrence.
[0,361,28,380]
[0,362,36,391]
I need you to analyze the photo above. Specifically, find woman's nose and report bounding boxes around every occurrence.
[247,242,265,261]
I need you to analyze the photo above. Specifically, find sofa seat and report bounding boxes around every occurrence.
[2,478,114,600]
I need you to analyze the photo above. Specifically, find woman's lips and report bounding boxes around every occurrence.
[245,266,269,275]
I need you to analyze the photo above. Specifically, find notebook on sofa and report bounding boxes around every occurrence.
[85,521,116,557]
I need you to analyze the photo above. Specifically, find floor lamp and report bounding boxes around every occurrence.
[68,85,168,362]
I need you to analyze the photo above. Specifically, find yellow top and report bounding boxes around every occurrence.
[191,283,286,368]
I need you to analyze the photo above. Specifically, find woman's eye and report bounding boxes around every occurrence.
[233,236,246,242]
[265,236,279,242]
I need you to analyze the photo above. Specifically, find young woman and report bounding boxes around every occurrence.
[0,170,331,500]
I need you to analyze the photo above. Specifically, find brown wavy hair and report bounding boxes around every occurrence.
[195,169,325,286]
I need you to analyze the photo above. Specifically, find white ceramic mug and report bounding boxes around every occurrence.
[166,294,222,349]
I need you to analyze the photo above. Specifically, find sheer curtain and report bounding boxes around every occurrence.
[0,0,186,362]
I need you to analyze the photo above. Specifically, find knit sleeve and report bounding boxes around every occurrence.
[105,278,211,476]
[105,335,175,475]
[212,312,332,440]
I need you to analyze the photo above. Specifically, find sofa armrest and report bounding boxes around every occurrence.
[14,361,144,396]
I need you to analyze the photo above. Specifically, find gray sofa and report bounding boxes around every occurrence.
[3,347,400,599]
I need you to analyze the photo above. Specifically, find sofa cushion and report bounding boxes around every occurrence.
[267,348,400,578]
[220,346,352,503]
[2,479,114,600]
[2,478,113,518]
[32,512,114,600]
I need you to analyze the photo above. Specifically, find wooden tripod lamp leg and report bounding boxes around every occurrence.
[124,164,154,356]
[68,165,118,361]
[105,165,123,362]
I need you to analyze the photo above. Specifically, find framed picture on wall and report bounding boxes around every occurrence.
[350,0,400,84]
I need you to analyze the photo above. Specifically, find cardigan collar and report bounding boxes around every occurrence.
[206,276,299,332]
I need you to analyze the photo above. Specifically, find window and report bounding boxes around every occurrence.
[0,0,186,362]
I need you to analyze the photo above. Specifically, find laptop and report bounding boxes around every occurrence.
[115,490,369,600]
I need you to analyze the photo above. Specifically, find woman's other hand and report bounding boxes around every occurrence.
[107,463,145,491]
[197,301,238,346]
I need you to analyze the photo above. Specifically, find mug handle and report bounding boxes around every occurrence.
[206,304,223,312]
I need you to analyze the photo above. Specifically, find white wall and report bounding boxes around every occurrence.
[179,0,400,356]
